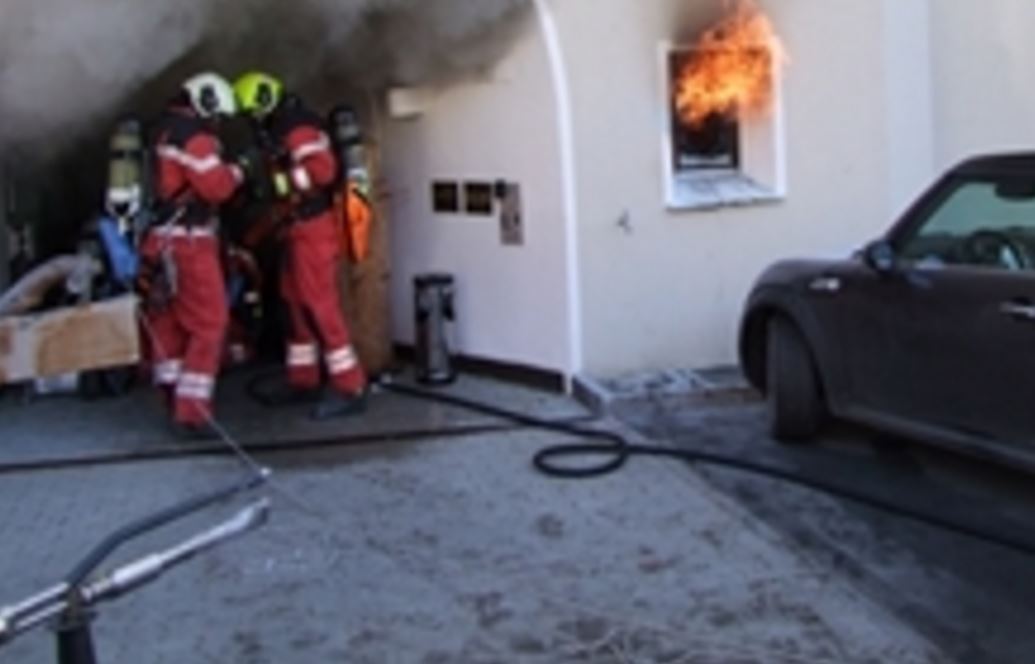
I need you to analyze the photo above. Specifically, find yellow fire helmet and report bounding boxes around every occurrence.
[234,71,284,117]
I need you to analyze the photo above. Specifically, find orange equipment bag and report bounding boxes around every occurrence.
[336,184,373,263]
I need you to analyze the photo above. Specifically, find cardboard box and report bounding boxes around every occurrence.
[0,295,140,385]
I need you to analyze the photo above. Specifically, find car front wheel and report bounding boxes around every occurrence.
[767,316,824,442]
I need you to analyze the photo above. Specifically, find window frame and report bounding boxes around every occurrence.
[659,41,787,212]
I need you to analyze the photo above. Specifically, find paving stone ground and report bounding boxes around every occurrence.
[0,379,950,663]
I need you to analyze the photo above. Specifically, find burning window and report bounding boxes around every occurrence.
[669,50,742,173]
[663,1,787,210]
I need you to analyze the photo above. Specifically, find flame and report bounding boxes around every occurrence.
[673,0,786,128]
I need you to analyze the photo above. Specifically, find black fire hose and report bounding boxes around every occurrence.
[379,379,1035,559]
[66,471,268,587]
[0,369,1031,557]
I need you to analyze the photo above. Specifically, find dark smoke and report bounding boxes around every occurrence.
[0,0,529,253]
[0,0,531,152]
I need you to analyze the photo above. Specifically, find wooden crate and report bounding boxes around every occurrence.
[0,295,140,385]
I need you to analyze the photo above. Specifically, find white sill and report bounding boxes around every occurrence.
[667,170,783,211]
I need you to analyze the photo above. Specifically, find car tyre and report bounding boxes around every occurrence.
[767,316,824,442]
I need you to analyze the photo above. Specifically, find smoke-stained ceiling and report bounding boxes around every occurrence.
[0,0,531,152]
[0,0,530,252]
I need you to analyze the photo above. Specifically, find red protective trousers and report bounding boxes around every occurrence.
[141,226,229,426]
[280,210,366,396]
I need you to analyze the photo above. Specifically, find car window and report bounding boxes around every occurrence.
[899,180,1035,272]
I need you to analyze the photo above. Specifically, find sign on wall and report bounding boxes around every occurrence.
[432,181,460,213]
[431,179,522,248]
[464,182,495,215]
[499,182,523,246]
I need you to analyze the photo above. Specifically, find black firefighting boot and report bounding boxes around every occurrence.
[311,387,368,421]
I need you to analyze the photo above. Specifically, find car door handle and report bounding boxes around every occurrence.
[999,301,1035,321]
[808,277,842,293]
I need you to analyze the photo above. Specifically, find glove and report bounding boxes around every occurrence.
[136,258,161,311]
[136,252,176,313]
[235,149,261,183]
[242,291,264,333]
[272,171,292,198]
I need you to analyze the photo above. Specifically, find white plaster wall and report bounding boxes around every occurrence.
[928,1,1035,170]
[381,13,570,372]
[550,0,934,375]
[882,0,936,217]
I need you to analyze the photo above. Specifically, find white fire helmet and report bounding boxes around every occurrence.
[182,72,237,118]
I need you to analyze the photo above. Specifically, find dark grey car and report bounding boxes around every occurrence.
[740,153,1035,467]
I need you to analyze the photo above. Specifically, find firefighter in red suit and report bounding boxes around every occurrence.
[234,71,367,419]
[139,73,245,435]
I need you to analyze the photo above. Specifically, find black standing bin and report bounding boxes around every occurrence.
[414,273,457,385]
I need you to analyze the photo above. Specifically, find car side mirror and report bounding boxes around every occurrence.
[863,240,898,274]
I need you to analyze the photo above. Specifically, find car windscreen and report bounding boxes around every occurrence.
[897,177,1035,269]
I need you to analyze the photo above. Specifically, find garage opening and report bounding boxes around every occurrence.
[0,0,543,400]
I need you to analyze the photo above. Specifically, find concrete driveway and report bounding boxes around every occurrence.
[615,395,1035,664]
[0,376,978,662]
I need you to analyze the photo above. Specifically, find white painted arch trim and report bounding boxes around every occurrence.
[532,0,583,389]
